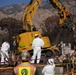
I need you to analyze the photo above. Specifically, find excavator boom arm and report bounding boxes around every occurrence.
[23,0,71,31]
[23,0,42,31]
[49,0,70,26]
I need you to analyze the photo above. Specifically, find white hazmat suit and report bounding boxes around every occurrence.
[42,59,55,75]
[1,41,10,64]
[31,34,44,64]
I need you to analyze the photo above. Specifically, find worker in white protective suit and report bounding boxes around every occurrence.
[0,41,10,65]
[42,58,55,75]
[30,34,44,64]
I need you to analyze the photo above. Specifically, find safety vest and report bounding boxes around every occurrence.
[14,62,36,75]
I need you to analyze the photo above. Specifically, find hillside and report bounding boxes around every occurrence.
[0,1,76,28]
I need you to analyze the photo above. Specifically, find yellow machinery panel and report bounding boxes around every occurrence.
[18,31,51,52]
[41,37,51,48]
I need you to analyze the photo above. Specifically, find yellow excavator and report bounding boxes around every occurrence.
[15,0,71,57]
